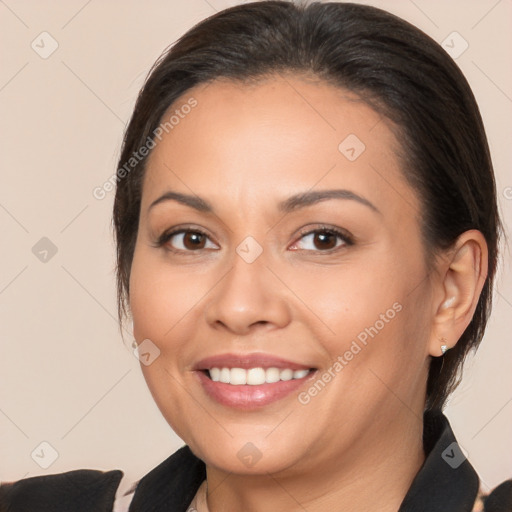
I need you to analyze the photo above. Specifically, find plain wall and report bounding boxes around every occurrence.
[1,0,511,493]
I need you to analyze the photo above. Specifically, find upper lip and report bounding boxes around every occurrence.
[193,353,314,371]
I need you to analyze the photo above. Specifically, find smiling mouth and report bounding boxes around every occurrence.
[203,367,316,385]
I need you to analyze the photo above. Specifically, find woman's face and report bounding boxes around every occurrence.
[130,75,435,476]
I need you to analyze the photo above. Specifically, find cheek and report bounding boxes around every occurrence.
[129,253,166,340]
[284,250,429,368]
[281,259,402,337]
[129,248,205,341]
[128,250,201,435]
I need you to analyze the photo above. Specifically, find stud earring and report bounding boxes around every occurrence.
[440,338,449,355]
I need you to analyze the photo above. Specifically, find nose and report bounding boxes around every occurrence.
[204,251,292,335]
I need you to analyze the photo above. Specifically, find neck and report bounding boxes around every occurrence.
[204,412,425,512]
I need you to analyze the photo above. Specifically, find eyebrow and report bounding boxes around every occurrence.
[278,189,379,214]
[148,188,379,214]
[149,191,213,213]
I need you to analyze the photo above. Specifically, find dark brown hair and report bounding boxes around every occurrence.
[113,1,501,411]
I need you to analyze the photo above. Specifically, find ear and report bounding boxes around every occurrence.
[428,229,488,357]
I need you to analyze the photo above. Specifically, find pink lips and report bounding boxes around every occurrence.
[194,353,312,371]
[193,352,316,410]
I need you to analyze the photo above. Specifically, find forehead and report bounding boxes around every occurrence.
[141,75,418,219]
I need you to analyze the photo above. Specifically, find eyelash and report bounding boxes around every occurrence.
[154,226,215,252]
[291,225,354,252]
[154,225,354,254]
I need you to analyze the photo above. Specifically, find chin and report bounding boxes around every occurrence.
[196,443,303,476]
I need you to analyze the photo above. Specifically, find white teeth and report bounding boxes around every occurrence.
[293,369,309,379]
[265,367,280,383]
[219,368,230,383]
[247,367,266,385]
[280,369,293,381]
[207,366,311,385]
[210,367,220,382]
[230,368,247,385]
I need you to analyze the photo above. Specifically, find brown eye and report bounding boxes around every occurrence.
[312,231,338,250]
[289,228,351,252]
[162,230,218,252]
[182,231,207,250]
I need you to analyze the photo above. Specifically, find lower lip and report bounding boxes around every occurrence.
[196,370,315,410]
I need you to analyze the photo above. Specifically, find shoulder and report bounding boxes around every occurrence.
[474,480,512,512]
[0,446,205,512]
[0,468,123,512]
[400,411,511,512]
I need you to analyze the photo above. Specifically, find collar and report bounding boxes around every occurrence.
[128,411,479,511]
[398,410,479,511]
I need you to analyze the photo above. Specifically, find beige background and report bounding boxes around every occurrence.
[1,0,511,493]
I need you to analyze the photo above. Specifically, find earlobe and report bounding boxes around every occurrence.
[428,230,488,358]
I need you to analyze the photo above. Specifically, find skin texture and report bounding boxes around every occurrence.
[129,75,488,512]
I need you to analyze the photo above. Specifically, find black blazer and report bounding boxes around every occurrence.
[1,411,510,511]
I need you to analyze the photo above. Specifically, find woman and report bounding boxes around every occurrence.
[1,1,510,511]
